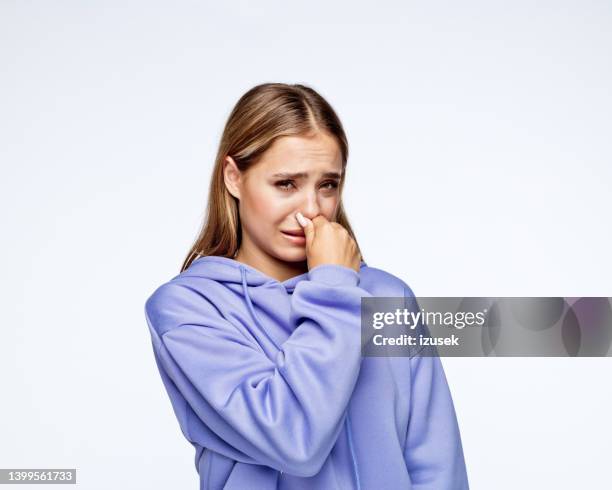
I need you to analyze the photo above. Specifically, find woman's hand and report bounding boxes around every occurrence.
[295,212,361,273]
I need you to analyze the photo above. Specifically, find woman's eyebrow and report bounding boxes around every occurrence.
[272,171,342,179]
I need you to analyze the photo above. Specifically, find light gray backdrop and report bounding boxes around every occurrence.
[1,1,610,489]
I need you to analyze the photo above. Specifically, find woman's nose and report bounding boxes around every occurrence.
[299,191,321,219]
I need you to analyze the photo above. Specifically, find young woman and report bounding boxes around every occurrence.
[145,83,469,489]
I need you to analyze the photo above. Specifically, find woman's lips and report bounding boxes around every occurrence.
[281,230,306,244]
[282,229,305,237]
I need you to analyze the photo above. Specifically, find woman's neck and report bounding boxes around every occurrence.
[234,248,308,283]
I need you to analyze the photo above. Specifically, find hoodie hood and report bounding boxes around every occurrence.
[180,255,368,293]
[178,255,369,359]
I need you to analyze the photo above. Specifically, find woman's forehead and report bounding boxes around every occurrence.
[257,134,343,174]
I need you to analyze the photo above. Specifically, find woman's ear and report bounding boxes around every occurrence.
[223,156,242,199]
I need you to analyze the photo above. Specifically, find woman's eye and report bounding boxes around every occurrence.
[275,180,338,191]
[322,181,339,190]
[276,180,295,190]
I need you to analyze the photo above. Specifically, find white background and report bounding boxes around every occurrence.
[1,1,611,489]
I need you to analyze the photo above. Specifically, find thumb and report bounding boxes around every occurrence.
[295,212,314,249]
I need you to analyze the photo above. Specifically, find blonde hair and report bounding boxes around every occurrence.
[180,82,364,273]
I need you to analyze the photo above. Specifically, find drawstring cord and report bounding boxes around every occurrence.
[239,265,361,489]
[240,266,279,349]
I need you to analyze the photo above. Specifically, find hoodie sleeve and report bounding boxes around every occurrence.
[145,264,373,478]
[401,283,470,489]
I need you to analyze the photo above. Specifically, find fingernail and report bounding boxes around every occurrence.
[295,212,307,227]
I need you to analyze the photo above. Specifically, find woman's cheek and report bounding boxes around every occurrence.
[321,197,339,220]
[245,186,270,213]
[245,191,284,230]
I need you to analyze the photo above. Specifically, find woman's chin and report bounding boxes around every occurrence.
[276,245,307,263]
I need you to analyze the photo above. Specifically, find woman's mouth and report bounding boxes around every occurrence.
[281,229,306,245]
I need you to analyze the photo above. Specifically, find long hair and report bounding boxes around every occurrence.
[180,82,364,273]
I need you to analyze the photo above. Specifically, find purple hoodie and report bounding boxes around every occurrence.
[144,255,469,489]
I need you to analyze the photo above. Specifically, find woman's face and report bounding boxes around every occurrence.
[224,131,343,264]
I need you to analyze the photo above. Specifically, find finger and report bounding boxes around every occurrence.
[311,215,329,234]
[295,212,315,249]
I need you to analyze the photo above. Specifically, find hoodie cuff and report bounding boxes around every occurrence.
[308,264,360,287]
